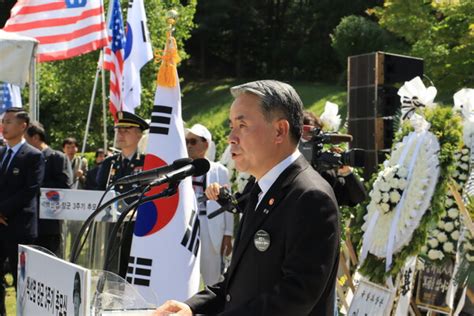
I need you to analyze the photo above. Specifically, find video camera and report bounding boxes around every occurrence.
[300,127,365,173]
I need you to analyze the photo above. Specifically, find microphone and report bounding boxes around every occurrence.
[114,158,193,185]
[150,158,210,187]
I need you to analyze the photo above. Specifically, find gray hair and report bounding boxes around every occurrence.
[230,80,304,143]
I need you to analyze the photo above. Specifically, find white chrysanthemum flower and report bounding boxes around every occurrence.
[380,182,390,192]
[398,167,408,178]
[458,174,468,181]
[445,198,454,207]
[437,221,445,229]
[428,249,443,260]
[444,222,455,232]
[398,179,408,190]
[460,163,469,171]
[443,242,454,253]
[371,190,382,203]
[461,155,469,162]
[451,230,460,241]
[461,147,470,155]
[389,178,399,188]
[320,101,341,132]
[465,242,473,251]
[421,245,428,254]
[437,232,448,243]
[390,191,401,204]
[448,208,459,219]
[453,170,460,177]
[382,193,389,203]
[466,254,474,262]
[428,238,439,248]
[380,203,390,213]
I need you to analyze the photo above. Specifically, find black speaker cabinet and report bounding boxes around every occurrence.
[347,52,423,178]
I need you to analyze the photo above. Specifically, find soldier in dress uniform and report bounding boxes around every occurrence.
[96,111,149,276]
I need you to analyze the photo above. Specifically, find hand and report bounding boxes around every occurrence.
[221,235,233,256]
[205,182,224,201]
[75,169,84,178]
[0,215,7,226]
[338,165,352,176]
[154,300,193,316]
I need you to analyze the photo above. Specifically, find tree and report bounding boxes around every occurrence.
[37,0,197,150]
[371,0,474,96]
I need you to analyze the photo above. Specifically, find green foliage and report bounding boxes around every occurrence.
[36,0,197,150]
[372,0,474,96]
[352,106,462,284]
[184,0,382,81]
[330,15,407,67]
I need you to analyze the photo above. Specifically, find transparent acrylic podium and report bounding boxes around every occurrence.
[21,245,158,316]
[90,270,157,315]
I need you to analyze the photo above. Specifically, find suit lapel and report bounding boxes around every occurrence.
[226,156,310,284]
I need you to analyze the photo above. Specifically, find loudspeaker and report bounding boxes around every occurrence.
[347,52,423,177]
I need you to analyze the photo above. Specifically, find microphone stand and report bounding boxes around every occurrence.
[70,186,145,263]
[207,193,249,219]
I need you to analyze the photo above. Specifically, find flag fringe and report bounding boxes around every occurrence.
[156,31,180,87]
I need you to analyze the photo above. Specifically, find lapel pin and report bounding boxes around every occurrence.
[268,198,275,206]
[263,209,269,214]
[13,168,20,175]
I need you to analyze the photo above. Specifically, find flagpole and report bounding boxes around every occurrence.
[101,52,108,152]
[80,52,103,159]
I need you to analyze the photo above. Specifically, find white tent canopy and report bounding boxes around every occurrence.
[0,30,39,120]
[0,30,38,87]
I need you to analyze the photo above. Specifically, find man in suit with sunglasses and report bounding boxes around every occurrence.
[155,80,340,316]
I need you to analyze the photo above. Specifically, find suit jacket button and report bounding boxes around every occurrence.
[226,294,231,302]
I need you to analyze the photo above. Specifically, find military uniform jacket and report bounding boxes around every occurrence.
[96,152,145,208]
[186,156,340,316]
[0,143,45,240]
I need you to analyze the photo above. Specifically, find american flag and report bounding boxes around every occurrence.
[2,0,108,62]
[103,0,125,117]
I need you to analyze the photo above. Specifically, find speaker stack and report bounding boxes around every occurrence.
[347,51,424,178]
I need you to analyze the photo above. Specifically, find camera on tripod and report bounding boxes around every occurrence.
[300,127,365,173]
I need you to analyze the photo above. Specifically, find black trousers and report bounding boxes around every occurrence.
[0,237,34,316]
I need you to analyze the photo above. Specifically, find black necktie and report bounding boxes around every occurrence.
[234,183,262,250]
[122,158,130,169]
[1,149,13,174]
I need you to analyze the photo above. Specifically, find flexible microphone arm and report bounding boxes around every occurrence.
[207,192,249,219]
[70,186,144,263]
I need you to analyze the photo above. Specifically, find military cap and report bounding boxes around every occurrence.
[115,111,149,130]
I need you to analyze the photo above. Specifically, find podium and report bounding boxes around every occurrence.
[17,245,157,315]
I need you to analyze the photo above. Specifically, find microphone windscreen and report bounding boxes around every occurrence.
[192,158,210,176]
[172,158,193,169]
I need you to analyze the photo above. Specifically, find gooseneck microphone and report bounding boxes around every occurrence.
[114,158,193,185]
[149,158,210,187]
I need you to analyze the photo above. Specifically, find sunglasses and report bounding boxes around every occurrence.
[186,138,199,145]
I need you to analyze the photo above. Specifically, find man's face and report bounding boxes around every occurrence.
[63,143,77,158]
[116,127,142,150]
[25,133,42,150]
[228,93,279,179]
[96,152,105,164]
[186,132,208,159]
[1,112,27,141]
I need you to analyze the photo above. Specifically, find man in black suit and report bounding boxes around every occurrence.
[155,80,340,316]
[25,121,73,257]
[0,108,44,315]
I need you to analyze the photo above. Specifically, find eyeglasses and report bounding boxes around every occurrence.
[186,138,199,146]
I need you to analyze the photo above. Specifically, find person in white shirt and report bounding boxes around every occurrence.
[186,124,234,285]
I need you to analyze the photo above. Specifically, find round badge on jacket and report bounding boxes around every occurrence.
[254,230,271,252]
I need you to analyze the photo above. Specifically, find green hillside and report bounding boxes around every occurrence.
[181,79,347,157]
